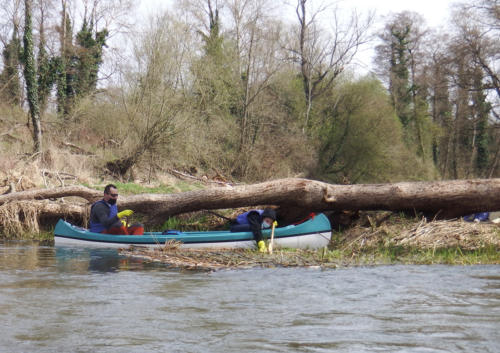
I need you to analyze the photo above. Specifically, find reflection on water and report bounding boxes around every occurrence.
[0,240,499,353]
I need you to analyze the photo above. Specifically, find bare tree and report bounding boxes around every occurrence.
[225,0,283,170]
[0,0,23,107]
[105,13,192,177]
[291,0,373,132]
[450,1,500,177]
[0,0,23,47]
[180,0,286,177]
[454,1,500,119]
[425,32,453,176]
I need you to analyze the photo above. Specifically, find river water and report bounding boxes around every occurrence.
[0,241,499,353]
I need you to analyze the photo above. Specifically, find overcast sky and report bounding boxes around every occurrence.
[345,0,455,27]
[138,0,456,26]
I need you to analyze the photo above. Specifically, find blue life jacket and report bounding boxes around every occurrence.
[463,212,489,222]
[236,209,264,225]
[89,200,118,233]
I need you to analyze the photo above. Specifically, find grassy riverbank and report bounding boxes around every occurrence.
[1,175,499,268]
[119,214,500,271]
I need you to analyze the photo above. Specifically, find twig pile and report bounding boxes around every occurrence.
[119,245,330,271]
[341,217,500,250]
[394,219,500,250]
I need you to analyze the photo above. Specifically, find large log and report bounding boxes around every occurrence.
[0,185,101,204]
[1,178,499,225]
[123,178,500,220]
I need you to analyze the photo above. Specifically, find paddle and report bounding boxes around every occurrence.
[268,221,278,254]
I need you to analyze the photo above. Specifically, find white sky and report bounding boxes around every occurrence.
[345,0,455,28]
[138,0,456,27]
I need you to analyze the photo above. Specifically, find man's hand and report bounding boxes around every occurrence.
[117,210,134,219]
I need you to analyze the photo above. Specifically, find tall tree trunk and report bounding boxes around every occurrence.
[297,0,312,133]
[57,0,69,117]
[23,0,42,153]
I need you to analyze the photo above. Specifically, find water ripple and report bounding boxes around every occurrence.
[0,244,498,353]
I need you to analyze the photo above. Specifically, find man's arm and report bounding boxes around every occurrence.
[247,211,263,242]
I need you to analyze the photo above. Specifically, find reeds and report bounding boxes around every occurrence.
[0,201,40,236]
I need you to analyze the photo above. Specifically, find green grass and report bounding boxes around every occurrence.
[318,245,500,266]
[113,182,177,194]
[83,181,204,195]
[159,217,183,231]
[152,215,212,232]
[8,230,55,242]
[113,181,203,194]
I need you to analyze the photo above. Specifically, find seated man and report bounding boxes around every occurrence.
[89,184,143,235]
[230,208,277,252]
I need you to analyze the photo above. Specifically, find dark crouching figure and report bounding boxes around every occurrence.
[230,208,277,252]
[463,212,489,222]
[89,184,144,235]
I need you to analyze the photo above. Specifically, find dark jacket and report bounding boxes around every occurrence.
[89,200,121,233]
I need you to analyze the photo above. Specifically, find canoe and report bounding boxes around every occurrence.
[54,213,332,249]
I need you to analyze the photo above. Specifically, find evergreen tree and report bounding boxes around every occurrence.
[191,1,238,123]
[75,19,108,96]
[387,22,412,127]
[55,7,108,117]
[56,5,72,117]
[37,9,54,115]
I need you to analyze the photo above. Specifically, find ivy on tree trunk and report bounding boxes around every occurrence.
[23,0,42,153]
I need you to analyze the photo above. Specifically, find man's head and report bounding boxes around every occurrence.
[103,184,118,205]
[261,208,276,228]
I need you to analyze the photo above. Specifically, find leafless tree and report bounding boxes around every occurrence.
[104,13,193,177]
[291,0,373,132]
[225,0,283,160]
[0,0,22,46]
[454,1,500,119]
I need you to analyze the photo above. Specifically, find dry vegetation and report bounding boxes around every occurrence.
[119,247,330,271]
[339,216,500,251]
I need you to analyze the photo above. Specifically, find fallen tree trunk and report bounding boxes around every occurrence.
[0,185,101,204]
[126,177,500,221]
[1,178,500,228]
